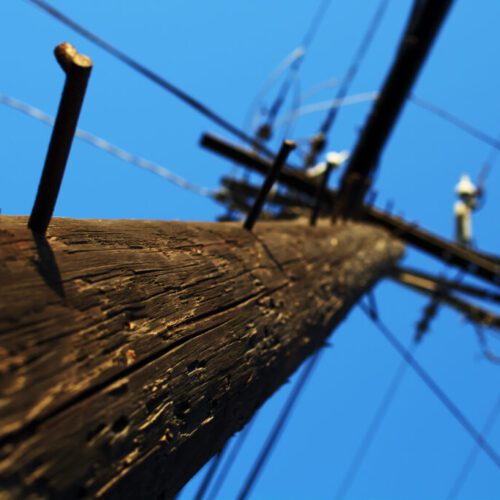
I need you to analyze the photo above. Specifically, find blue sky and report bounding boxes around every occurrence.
[1,1,499,499]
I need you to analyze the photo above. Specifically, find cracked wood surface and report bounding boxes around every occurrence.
[0,216,403,499]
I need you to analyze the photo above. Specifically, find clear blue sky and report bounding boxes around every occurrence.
[1,1,499,499]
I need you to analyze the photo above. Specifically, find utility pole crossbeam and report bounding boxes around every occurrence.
[0,216,402,499]
[202,133,500,287]
[332,0,454,219]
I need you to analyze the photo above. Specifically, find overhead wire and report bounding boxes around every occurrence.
[300,77,338,102]
[248,0,333,139]
[334,292,419,500]
[283,91,500,161]
[194,449,227,500]
[411,95,500,153]
[25,0,274,158]
[237,351,322,500]
[277,91,379,127]
[334,349,412,500]
[475,128,500,206]
[318,0,390,137]
[205,419,257,500]
[339,300,499,500]
[446,395,500,500]
[20,1,500,495]
[245,48,305,134]
[359,302,500,470]
[0,93,216,199]
[294,0,389,168]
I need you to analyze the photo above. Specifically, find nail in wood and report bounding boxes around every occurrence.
[243,140,295,231]
[28,42,93,235]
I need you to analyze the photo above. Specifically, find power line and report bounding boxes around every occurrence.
[319,0,390,137]
[237,351,322,500]
[333,0,455,219]
[301,0,334,50]
[277,91,379,127]
[334,353,411,499]
[26,0,273,157]
[250,0,333,139]
[194,449,226,500]
[245,48,305,134]
[411,95,500,152]
[446,396,500,500]
[359,303,500,470]
[206,419,257,500]
[279,88,500,159]
[0,93,215,199]
[299,0,390,168]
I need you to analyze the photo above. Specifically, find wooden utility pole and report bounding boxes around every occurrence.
[0,216,403,499]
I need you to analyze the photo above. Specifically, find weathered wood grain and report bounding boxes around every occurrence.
[0,216,403,499]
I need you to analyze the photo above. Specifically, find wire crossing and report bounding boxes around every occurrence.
[446,396,500,500]
[250,0,333,140]
[26,0,274,158]
[360,303,500,471]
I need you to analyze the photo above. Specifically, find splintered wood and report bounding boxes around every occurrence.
[0,217,403,498]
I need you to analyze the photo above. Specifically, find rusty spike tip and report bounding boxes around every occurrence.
[55,42,93,72]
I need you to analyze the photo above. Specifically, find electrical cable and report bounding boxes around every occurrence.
[206,419,257,500]
[446,396,500,500]
[411,95,500,153]
[248,0,333,139]
[359,302,500,470]
[245,48,305,134]
[284,91,500,166]
[237,351,322,500]
[0,93,216,199]
[266,0,333,122]
[475,129,500,208]
[334,352,411,499]
[25,0,273,157]
[319,0,390,137]
[277,91,379,127]
[194,449,227,500]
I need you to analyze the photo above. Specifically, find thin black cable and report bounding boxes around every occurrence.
[26,0,273,158]
[206,419,257,500]
[411,95,500,153]
[476,129,500,201]
[258,0,333,129]
[359,303,500,470]
[301,0,334,50]
[194,450,226,500]
[484,135,500,167]
[446,395,500,500]
[237,351,322,500]
[335,352,411,499]
[319,0,390,136]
